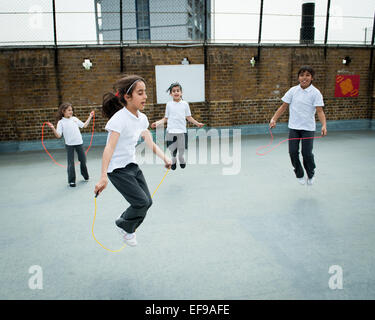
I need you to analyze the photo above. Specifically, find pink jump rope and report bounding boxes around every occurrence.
[256,126,324,156]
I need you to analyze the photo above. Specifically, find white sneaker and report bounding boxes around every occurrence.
[117,227,137,247]
[124,233,137,246]
[307,177,315,185]
[297,177,306,185]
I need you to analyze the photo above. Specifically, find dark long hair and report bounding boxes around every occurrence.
[55,102,73,123]
[102,75,146,119]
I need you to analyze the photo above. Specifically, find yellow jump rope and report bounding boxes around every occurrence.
[92,169,170,253]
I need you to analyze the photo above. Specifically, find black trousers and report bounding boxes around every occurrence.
[166,133,188,163]
[107,163,152,234]
[288,129,316,179]
[65,144,89,184]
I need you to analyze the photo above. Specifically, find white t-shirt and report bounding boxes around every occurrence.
[282,84,324,131]
[165,100,191,134]
[56,116,84,146]
[105,107,149,173]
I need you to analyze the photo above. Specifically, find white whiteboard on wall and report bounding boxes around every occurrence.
[155,64,205,104]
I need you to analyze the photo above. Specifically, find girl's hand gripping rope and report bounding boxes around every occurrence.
[164,157,172,169]
[269,118,276,129]
[46,122,55,129]
[94,177,108,197]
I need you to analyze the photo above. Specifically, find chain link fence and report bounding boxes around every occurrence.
[0,0,373,46]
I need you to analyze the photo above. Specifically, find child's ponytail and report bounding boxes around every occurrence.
[102,75,146,119]
[102,92,124,119]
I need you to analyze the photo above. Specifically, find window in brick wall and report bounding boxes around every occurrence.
[135,0,150,42]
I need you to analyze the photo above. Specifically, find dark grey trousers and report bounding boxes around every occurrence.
[166,133,187,164]
[107,163,152,234]
[65,144,89,184]
[288,129,316,179]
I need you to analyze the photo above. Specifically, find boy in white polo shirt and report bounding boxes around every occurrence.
[48,102,94,187]
[151,82,204,170]
[269,66,327,185]
[94,75,172,247]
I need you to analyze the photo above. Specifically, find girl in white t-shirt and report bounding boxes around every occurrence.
[48,103,94,187]
[94,75,172,247]
[151,82,204,170]
[270,66,327,186]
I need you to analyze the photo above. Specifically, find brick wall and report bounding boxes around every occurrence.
[0,45,374,141]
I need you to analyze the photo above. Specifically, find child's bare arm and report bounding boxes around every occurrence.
[186,116,204,128]
[47,122,62,139]
[141,129,171,168]
[151,117,167,129]
[270,102,289,128]
[83,111,95,128]
[94,131,119,196]
[316,107,327,136]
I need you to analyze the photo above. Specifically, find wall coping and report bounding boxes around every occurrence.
[1,43,374,51]
[1,119,374,153]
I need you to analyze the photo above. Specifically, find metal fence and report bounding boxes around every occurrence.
[0,0,374,46]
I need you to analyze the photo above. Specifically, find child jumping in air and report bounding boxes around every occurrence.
[269,66,327,186]
[94,75,172,247]
[48,103,94,187]
[151,82,204,170]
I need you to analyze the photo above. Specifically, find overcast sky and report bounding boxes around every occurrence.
[0,0,374,45]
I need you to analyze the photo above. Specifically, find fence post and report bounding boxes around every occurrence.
[52,0,62,105]
[257,0,264,61]
[120,0,124,73]
[368,11,375,121]
[204,0,208,70]
[324,0,331,58]
[204,0,211,127]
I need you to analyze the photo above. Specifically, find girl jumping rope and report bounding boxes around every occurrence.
[269,66,327,185]
[151,82,204,170]
[48,103,94,187]
[94,75,172,247]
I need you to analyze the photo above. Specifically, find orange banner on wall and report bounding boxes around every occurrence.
[335,75,360,97]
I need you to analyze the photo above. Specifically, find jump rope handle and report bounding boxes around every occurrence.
[95,191,99,198]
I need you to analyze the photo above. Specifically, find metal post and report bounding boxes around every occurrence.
[372,12,375,46]
[120,0,124,73]
[94,0,100,44]
[257,0,264,61]
[52,0,61,105]
[204,0,208,43]
[212,0,215,41]
[324,0,331,57]
[52,0,57,47]
[258,0,263,45]
[203,0,210,127]
[204,0,208,70]
[369,11,375,121]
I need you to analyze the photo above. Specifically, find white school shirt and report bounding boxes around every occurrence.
[282,84,324,131]
[56,116,84,146]
[165,100,191,134]
[105,107,149,173]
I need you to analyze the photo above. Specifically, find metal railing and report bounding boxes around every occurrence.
[0,0,373,46]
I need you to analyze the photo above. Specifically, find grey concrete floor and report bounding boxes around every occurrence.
[0,130,374,300]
